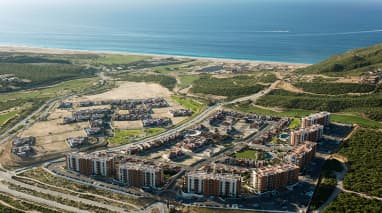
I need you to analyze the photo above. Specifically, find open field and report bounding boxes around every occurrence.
[0,110,18,127]
[76,81,172,101]
[191,75,266,100]
[171,95,205,114]
[92,54,149,65]
[229,102,382,129]
[19,168,148,207]
[109,128,165,145]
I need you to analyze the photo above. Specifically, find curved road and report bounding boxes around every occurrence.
[0,79,280,212]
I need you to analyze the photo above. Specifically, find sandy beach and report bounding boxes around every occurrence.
[0,45,310,68]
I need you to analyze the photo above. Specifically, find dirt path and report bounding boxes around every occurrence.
[315,156,382,212]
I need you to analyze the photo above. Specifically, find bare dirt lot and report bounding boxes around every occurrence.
[20,116,88,155]
[76,81,172,101]
[112,121,143,130]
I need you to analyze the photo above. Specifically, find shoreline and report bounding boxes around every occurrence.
[0,45,311,66]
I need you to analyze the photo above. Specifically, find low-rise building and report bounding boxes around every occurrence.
[12,136,35,147]
[170,109,193,117]
[66,137,88,148]
[84,127,102,136]
[142,118,172,127]
[59,102,73,109]
[11,137,36,158]
[184,172,241,197]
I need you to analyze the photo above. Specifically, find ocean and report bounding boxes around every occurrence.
[0,0,382,64]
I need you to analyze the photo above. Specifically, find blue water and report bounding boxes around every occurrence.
[0,0,382,63]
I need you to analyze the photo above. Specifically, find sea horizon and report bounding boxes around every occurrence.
[1,0,382,64]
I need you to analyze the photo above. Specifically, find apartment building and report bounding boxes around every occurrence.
[252,164,299,193]
[301,111,330,128]
[305,124,324,142]
[118,163,164,189]
[290,124,323,146]
[66,151,115,177]
[289,129,306,146]
[285,141,317,170]
[184,172,241,197]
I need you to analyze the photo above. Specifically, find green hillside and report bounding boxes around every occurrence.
[298,43,382,76]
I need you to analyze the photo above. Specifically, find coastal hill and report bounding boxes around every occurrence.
[298,43,382,76]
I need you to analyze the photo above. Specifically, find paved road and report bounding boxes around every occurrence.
[0,79,280,212]
[0,169,129,212]
[109,80,281,153]
[314,157,382,213]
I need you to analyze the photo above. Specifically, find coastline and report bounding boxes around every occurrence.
[0,45,311,67]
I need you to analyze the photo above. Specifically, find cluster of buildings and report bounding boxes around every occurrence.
[142,118,172,127]
[209,110,277,127]
[180,136,210,152]
[361,69,382,84]
[93,98,168,108]
[66,151,164,189]
[58,102,73,109]
[218,156,267,169]
[168,148,185,160]
[123,133,183,155]
[170,109,193,117]
[290,112,330,146]
[251,140,317,193]
[143,97,169,108]
[0,74,18,82]
[112,113,150,121]
[11,137,35,158]
[63,108,113,137]
[183,171,241,197]
[252,118,290,144]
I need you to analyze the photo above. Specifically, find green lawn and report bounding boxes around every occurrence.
[109,128,165,145]
[93,54,149,65]
[288,118,301,129]
[145,127,166,136]
[171,95,205,113]
[234,149,265,160]
[109,129,144,144]
[0,110,18,127]
[331,114,382,128]
[178,75,200,89]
